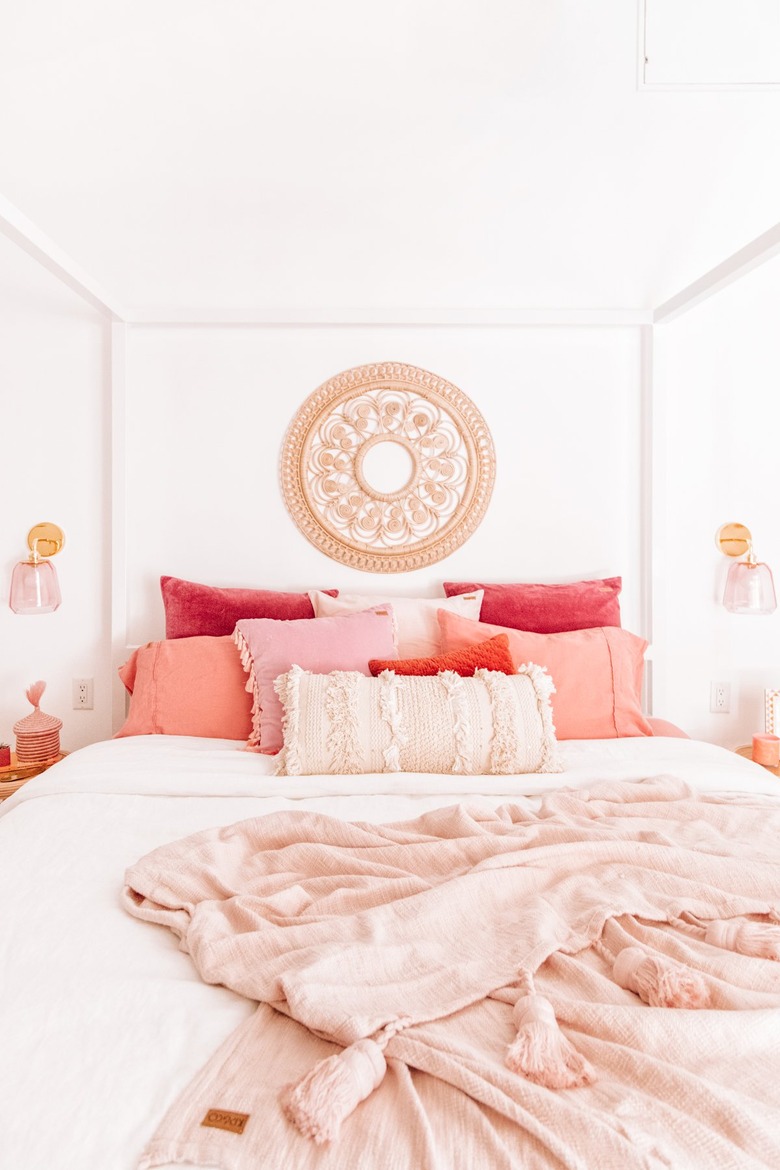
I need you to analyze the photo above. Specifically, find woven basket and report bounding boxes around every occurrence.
[14,681,62,764]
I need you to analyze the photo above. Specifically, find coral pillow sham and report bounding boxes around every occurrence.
[438,610,651,740]
[443,577,621,633]
[235,608,396,754]
[161,576,337,639]
[308,589,483,657]
[116,636,253,740]
[369,634,515,677]
[274,664,559,776]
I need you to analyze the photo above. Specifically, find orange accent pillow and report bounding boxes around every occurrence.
[369,634,515,677]
[438,610,652,740]
[116,636,253,740]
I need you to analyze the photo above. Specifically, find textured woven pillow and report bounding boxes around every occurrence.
[369,634,515,677]
[274,665,559,776]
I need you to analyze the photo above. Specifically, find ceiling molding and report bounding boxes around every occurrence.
[654,221,780,324]
[3,189,776,329]
[0,192,128,321]
[123,307,654,327]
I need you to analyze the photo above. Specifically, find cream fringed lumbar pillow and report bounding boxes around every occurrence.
[274,665,560,776]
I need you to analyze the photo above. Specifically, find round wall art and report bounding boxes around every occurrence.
[280,362,496,573]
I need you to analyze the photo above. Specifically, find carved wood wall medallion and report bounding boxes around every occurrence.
[280,362,495,573]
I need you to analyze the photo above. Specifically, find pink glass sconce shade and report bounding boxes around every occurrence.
[716,522,777,616]
[9,523,65,615]
[723,559,777,615]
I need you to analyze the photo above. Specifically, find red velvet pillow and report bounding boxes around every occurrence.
[369,634,515,677]
[443,577,621,634]
[161,576,337,639]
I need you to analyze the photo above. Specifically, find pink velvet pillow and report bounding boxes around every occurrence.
[161,576,337,639]
[235,608,397,754]
[443,577,621,633]
[438,610,651,740]
[116,636,253,740]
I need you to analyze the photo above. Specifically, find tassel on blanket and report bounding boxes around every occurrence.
[281,1038,387,1145]
[612,946,709,1008]
[505,973,594,1090]
[705,919,780,961]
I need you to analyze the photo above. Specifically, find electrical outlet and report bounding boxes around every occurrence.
[709,681,731,714]
[72,678,94,710]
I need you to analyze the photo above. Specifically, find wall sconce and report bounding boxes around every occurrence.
[9,523,65,615]
[716,522,777,615]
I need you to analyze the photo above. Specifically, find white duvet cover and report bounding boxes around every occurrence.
[0,734,777,1170]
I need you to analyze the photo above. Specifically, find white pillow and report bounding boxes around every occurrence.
[309,589,483,658]
[274,665,560,777]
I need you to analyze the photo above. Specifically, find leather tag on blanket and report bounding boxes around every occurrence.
[200,1108,250,1135]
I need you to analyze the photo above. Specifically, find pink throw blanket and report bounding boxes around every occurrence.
[124,777,780,1169]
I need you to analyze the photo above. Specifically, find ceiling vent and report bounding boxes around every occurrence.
[642,0,780,87]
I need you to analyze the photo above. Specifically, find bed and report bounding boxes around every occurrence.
[2,730,780,1170]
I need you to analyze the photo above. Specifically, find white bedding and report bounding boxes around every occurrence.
[0,733,777,1170]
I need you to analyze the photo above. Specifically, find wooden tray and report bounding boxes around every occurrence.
[735,744,780,777]
[0,753,65,799]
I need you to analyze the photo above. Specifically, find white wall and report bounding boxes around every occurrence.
[0,233,111,751]
[122,324,643,656]
[14,244,778,755]
[0,246,648,751]
[654,255,780,746]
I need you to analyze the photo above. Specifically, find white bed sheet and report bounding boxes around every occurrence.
[0,734,777,1170]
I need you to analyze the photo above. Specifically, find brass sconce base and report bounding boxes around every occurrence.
[715,522,752,559]
[26,522,65,559]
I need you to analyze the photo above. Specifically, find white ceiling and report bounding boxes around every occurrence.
[1,0,779,312]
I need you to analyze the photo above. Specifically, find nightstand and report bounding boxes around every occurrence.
[0,753,65,801]
[735,745,780,778]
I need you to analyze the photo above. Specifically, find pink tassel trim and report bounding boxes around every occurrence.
[705,918,780,961]
[25,680,46,709]
[281,1038,387,1145]
[613,946,709,1008]
[505,994,594,1089]
[233,628,263,748]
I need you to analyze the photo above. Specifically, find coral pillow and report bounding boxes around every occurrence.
[115,636,252,740]
[438,610,651,741]
[647,718,690,739]
[369,634,515,677]
[235,608,396,754]
[309,589,483,657]
[443,577,621,633]
[161,576,337,639]
[274,664,559,776]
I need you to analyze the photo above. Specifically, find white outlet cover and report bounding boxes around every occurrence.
[72,678,94,710]
[709,681,731,713]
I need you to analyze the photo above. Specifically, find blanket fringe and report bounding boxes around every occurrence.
[675,912,780,961]
[704,919,780,961]
[281,1038,387,1145]
[505,973,594,1089]
[612,946,709,1008]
